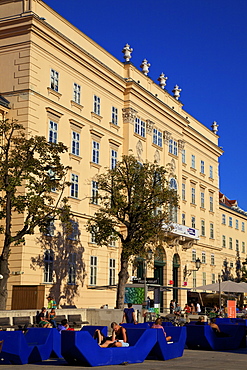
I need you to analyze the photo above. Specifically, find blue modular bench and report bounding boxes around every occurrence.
[81,325,108,337]
[25,328,62,361]
[0,331,34,365]
[186,323,246,351]
[61,327,157,367]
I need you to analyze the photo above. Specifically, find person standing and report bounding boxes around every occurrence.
[196,302,201,314]
[122,303,137,323]
[47,296,57,309]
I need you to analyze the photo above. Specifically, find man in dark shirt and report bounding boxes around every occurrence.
[122,303,137,324]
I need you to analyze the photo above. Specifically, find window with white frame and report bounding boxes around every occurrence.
[73,83,81,104]
[153,128,162,147]
[242,222,245,232]
[44,249,54,283]
[192,249,196,262]
[71,174,79,198]
[202,251,206,264]
[236,219,239,229]
[182,183,186,201]
[49,121,58,144]
[229,217,233,227]
[111,107,118,125]
[200,192,205,208]
[209,195,213,212]
[91,181,98,205]
[202,272,206,286]
[93,95,100,115]
[192,271,196,288]
[169,178,177,223]
[191,187,196,204]
[109,258,116,285]
[200,160,205,174]
[210,223,214,239]
[229,237,233,249]
[71,131,80,156]
[109,234,117,247]
[92,141,100,164]
[209,165,213,179]
[222,235,226,248]
[182,213,186,225]
[68,253,76,284]
[242,241,245,253]
[91,228,96,243]
[111,149,117,169]
[236,239,239,252]
[67,220,79,241]
[201,219,205,236]
[90,256,97,285]
[182,149,186,163]
[212,273,216,284]
[50,69,59,91]
[45,219,55,237]
[191,154,195,169]
[222,214,226,224]
[135,118,145,137]
[168,139,178,155]
[211,254,215,265]
[191,216,196,228]
[230,262,234,268]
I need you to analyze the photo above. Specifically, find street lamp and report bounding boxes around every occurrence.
[183,258,201,280]
[143,249,153,309]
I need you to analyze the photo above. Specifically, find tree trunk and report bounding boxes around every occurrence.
[0,257,9,310]
[116,253,129,309]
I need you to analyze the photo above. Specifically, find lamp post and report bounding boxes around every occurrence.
[143,249,153,309]
[183,258,201,280]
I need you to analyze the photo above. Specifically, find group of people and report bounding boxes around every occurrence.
[170,300,201,315]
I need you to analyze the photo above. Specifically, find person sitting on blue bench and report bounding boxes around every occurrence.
[94,322,129,348]
[151,318,172,342]
[209,318,229,337]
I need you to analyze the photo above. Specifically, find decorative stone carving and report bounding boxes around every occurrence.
[140,59,151,75]
[122,44,133,62]
[136,140,143,161]
[178,140,185,152]
[172,85,182,100]
[163,130,172,144]
[157,73,168,89]
[146,119,154,134]
[182,241,195,251]
[122,107,137,124]
[211,121,219,134]
[154,150,160,164]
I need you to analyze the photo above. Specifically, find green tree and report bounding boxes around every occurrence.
[0,119,70,309]
[87,155,178,309]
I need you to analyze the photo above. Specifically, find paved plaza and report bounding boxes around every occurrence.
[0,347,246,370]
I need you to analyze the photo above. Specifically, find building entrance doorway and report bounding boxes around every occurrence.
[154,248,165,312]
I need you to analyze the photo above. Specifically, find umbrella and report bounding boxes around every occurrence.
[194,280,247,293]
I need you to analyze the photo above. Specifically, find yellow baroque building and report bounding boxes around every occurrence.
[0,0,246,310]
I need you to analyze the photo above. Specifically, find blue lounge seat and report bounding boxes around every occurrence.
[122,322,152,329]
[186,324,246,350]
[0,331,34,365]
[25,328,62,361]
[81,325,108,337]
[61,327,157,367]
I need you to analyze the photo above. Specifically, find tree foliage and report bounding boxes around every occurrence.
[87,155,178,308]
[0,119,70,309]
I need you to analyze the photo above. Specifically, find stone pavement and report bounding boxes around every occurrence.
[0,347,247,370]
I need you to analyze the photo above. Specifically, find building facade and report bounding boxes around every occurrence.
[0,0,246,310]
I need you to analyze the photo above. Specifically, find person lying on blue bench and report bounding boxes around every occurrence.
[151,318,172,342]
[209,318,230,337]
[94,322,129,348]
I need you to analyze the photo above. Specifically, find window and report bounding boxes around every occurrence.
[182,213,186,225]
[182,149,186,163]
[67,220,79,241]
[209,195,213,212]
[229,237,233,250]
[211,254,215,265]
[168,139,178,155]
[209,165,213,179]
[200,160,205,174]
[201,219,205,236]
[236,239,239,252]
[91,181,98,205]
[169,179,177,223]
[71,131,80,156]
[68,253,76,284]
[191,216,196,228]
[230,262,234,268]
[49,121,57,144]
[229,217,233,227]
[200,192,205,208]
[135,118,145,137]
[44,250,54,283]
[50,69,59,91]
[111,149,117,169]
[91,229,96,243]
[109,235,117,247]
[109,258,116,285]
[210,223,214,239]
[71,174,79,198]
[202,251,206,264]
[45,219,55,237]
[73,83,81,104]
[182,183,186,201]
[191,187,196,204]
[242,242,245,253]
[192,271,196,288]
[242,222,245,232]
[90,256,97,285]
[153,128,162,147]
[212,273,216,284]
[222,235,226,248]
[191,155,195,169]
[192,249,196,262]
[202,272,206,286]
[92,141,100,164]
[222,214,226,225]
[112,106,118,125]
[93,95,100,115]
[236,219,239,229]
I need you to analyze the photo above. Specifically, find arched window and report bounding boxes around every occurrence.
[44,249,54,283]
[169,178,177,223]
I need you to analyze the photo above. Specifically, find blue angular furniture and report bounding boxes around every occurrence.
[81,325,108,337]
[25,328,62,361]
[186,323,246,350]
[61,327,157,367]
[0,331,34,365]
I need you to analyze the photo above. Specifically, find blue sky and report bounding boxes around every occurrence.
[44,0,247,209]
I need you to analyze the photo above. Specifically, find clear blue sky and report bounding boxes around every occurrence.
[44,0,247,209]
